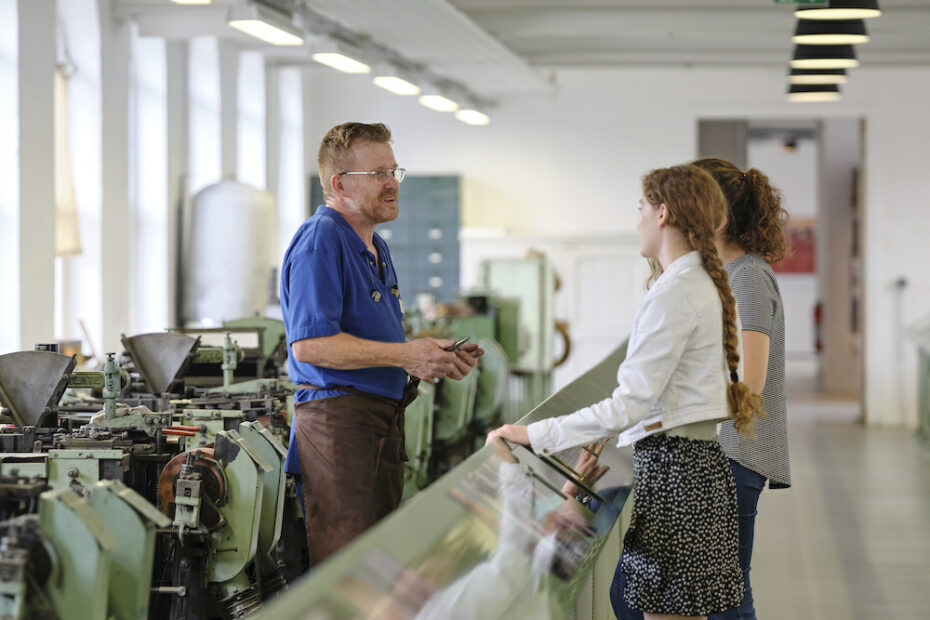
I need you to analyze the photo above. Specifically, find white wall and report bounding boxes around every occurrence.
[300,65,930,427]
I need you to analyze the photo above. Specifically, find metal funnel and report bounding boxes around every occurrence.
[122,332,200,394]
[0,351,76,427]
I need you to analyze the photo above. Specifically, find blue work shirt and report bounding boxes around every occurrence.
[281,206,408,475]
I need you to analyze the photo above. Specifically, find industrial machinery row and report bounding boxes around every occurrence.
[0,288,540,619]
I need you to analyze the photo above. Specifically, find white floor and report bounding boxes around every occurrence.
[751,383,930,620]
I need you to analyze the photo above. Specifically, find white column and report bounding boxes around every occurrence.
[264,63,280,203]
[0,0,21,354]
[166,39,189,328]
[218,39,238,180]
[17,0,56,350]
[99,0,131,352]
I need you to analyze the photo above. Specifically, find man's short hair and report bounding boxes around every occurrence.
[318,122,392,196]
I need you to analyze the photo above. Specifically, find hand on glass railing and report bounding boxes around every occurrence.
[560,445,610,498]
[485,423,530,447]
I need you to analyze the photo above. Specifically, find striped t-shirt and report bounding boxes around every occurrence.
[719,253,791,488]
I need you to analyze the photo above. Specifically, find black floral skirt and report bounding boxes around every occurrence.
[620,433,743,616]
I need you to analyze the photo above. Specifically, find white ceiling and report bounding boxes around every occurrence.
[118,0,930,102]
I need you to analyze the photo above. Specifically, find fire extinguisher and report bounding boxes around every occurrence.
[813,301,823,353]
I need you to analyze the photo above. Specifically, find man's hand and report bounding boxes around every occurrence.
[402,338,481,383]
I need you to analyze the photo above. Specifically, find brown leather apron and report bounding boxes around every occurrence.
[293,380,419,564]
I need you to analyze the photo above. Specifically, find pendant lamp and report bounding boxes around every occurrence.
[793,19,869,44]
[787,84,842,102]
[790,44,859,69]
[796,0,881,20]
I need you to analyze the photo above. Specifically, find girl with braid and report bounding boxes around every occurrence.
[693,158,791,620]
[487,164,764,620]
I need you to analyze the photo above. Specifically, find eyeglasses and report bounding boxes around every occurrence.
[338,168,406,183]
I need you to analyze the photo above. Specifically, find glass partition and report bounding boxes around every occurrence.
[261,340,633,619]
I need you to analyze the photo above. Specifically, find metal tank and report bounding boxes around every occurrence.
[181,180,277,326]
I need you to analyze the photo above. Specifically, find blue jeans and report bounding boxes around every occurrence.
[709,460,766,620]
[609,459,765,620]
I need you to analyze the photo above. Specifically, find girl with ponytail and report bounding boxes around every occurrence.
[693,158,791,620]
[488,164,763,620]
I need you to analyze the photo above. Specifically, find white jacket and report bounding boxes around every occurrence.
[527,251,740,454]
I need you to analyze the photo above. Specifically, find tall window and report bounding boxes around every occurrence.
[237,50,265,189]
[0,0,18,353]
[57,0,103,356]
[188,36,221,196]
[129,28,167,334]
[277,67,304,264]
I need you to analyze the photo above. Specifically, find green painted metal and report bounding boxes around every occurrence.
[432,370,479,444]
[0,455,47,479]
[103,353,120,421]
[203,377,295,396]
[223,317,287,360]
[471,338,509,429]
[236,422,287,555]
[180,409,245,449]
[208,431,265,584]
[193,347,225,365]
[88,411,172,436]
[495,297,521,365]
[46,449,124,492]
[402,381,435,500]
[85,480,166,620]
[222,333,238,387]
[39,488,117,620]
[67,369,130,390]
[449,315,496,342]
[919,350,930,443]
[0,538,27,620]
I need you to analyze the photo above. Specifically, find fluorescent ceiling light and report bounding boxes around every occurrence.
[419,94,459,112]
[455,109,490,126]
[312,52,370,73]
[793,19,869,45]
[796,1,881,20]
[227,4,304,46]
[788,68,848,85]
[373,75,420,95]
[787,84,842,102]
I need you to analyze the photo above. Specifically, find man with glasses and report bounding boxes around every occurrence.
[280,122,483,563]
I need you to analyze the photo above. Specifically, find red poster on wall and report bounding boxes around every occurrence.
[772,217,816,273]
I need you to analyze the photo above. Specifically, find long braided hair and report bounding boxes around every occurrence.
[642,165,764,436]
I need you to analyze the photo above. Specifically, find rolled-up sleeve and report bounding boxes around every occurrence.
[284,247,344,345]
[528,289,695,454]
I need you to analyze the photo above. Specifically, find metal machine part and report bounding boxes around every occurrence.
[0,351,76,427]
[158,448,226,532]
[121,332,202,395]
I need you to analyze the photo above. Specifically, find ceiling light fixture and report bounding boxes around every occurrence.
[313,52,370,73]
[373,75,420,95]
[796,0,882,20]
[418,83,459,112]
[227,3,304,46]
[790,44,859,69]
[788,68,848,85]
[455,108,490,126]
[793,19,869,44]
[311,38,370,73]
[371,64,420,95]
[419,94,459,112]
[787,84,842,102]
